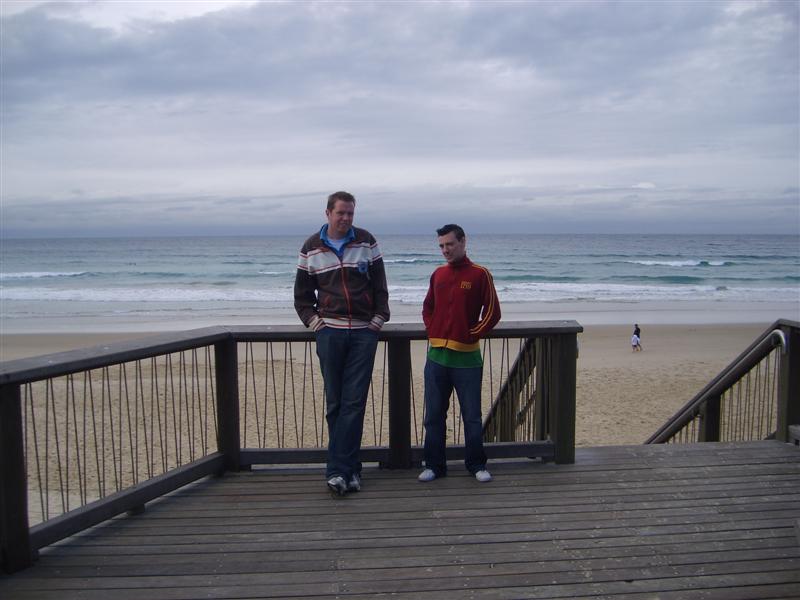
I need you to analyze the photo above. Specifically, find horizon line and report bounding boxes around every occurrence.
[2,231,799,241]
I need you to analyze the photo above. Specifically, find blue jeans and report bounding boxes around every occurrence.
[315,327,379,479]
[423,359,487,476]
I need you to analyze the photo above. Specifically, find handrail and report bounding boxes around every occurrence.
[483,337,537,441]
[646,319,796,444]
[0,324,346,388]
[0,327,232,386]
[0,320,582,387]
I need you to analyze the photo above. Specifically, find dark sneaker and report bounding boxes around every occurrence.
[347,473,361,492]
[327,475,347,496]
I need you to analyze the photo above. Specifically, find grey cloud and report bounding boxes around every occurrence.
[2,181,797,238]
[8,3,794,108]
[1,1,797,236]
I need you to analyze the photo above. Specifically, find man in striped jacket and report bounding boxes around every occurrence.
[418,224,501,484]
[294,191,390,496]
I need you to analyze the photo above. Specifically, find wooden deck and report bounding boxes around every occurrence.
[2,441,799,599]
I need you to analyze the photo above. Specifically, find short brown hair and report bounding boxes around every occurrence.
[327,191,356,211]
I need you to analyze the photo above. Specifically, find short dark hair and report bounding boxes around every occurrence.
[436,223,465,240]
[327,191,356,211]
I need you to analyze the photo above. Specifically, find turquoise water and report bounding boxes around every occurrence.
[1,234,798,327]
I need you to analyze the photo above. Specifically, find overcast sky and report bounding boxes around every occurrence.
[1,0,798,237]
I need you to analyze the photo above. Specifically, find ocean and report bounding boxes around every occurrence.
[1,234,798,332]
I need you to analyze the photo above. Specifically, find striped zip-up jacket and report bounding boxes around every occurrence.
[422,256,501,352]
[294,226,390,330]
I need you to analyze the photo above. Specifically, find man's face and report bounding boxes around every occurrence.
[438,231,466,264]
[325,200,354,239]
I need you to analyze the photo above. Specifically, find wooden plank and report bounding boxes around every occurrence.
[30,523,797,563]
[574,585,800,600]
[1,442,798,600]
[4,554,800,593]
[139,473,799,505]
[86,489,797,522]
[37,505,800,546]
[2,569,800,600]
[153,463,800,494]
[7,544,799,584]
[28,455,224,549]
[36,500,800,548]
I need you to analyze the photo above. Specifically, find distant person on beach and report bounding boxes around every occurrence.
[418,224,501,484]
[294,191,390,496]
[631,324,642,352]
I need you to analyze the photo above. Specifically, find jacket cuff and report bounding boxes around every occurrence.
[369,316,385,330]
[308,315,325,331]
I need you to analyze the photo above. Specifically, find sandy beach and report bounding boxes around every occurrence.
[573,322,768,445]
[0,316,779,447]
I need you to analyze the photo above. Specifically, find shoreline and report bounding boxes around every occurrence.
[1,298,796,337]
[1,298,795,362]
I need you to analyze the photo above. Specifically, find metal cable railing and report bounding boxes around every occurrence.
[21,349,219,524]
[237,337,537,451]
[483,337,538,442]
[646,322,795,444]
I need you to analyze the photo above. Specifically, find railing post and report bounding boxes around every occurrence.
[549,333,577,464]
[387,338,412,469]
[534,337,549,442]
[214,338,241,472]
[699,395,722,442]
[0,384,34,572]
[776,324,800,443]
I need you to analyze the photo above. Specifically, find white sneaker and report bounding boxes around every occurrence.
[418,468,437,482]
[475,470,492,483]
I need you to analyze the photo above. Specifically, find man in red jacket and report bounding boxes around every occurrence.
[419,224,501,483]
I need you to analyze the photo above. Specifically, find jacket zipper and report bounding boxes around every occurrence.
[339,253,353,327]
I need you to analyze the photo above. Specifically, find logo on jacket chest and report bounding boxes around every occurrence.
[460,281,472,290]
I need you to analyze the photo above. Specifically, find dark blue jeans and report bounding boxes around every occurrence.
[423,359,487,476]
[315,327,379,479]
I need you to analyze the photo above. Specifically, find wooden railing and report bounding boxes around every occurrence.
[646,319,800,445]
[0,320,581,573]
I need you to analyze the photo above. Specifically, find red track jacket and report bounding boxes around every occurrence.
[422,256,501,352]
